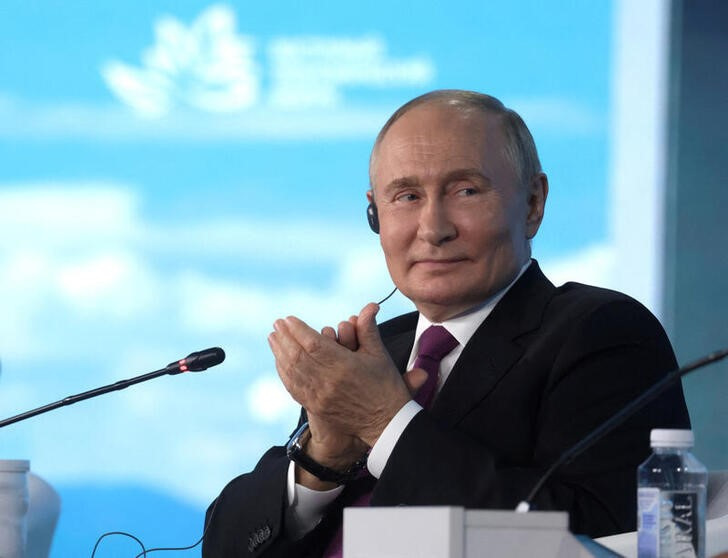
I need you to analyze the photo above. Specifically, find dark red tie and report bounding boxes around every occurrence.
[412,325,459,408]
[322,325,458,557]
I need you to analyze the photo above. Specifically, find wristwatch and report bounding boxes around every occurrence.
[286,421,367,485]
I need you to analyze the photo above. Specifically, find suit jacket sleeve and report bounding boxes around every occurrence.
[201,446,292,557]
[202,415,373,557]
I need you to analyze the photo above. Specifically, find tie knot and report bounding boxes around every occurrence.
[417,325,458,362]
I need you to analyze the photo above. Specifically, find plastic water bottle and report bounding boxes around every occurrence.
[637,429,707,558]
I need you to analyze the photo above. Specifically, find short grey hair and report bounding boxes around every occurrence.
[370,90,542,187]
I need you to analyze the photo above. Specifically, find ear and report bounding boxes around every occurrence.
[366,190,374,204]
[525,173,548,239]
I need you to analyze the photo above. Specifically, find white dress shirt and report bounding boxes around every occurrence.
[284,261,532,538]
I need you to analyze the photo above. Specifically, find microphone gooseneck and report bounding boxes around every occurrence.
[0,347,226,429]
[516,347,728,512]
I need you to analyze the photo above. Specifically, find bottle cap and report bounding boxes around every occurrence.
[650,429,694,448]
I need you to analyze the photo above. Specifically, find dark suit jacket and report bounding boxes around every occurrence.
[202,262,690,557]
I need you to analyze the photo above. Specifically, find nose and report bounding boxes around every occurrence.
[417,197,456,245]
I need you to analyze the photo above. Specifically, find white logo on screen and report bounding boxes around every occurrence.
[101,4,435,117]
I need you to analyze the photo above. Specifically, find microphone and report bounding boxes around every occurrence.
[167,347,226,373]
[515,347,728,513]
[0,347,226,429]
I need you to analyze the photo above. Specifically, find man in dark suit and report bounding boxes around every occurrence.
[202,90,689,557]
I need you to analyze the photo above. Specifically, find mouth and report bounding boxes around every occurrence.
[412,258,468,269]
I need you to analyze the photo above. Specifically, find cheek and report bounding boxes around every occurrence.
[379,213,408,245]
[378,224,411,273]
[460,218,522,263]
[380,234,403,269]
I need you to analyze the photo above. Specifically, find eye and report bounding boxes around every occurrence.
[456,186,479,197]
[449,178,483,198]
[394,192,420,203]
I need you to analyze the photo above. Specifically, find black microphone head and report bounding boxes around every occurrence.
[168,347,226,373]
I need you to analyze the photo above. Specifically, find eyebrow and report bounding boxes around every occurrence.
[380,168,490,193]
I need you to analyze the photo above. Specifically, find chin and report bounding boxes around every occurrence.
[408,288,480,315]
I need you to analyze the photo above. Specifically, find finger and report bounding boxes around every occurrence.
[270,319,304,362]
[267,332,302,398]
[283,315,336,355]
[402,368,428,396]
[355,303,382,350]
[267,330,295,378]
[280,315,347,373]
[268,334,317,409]
[321,326,337,340]
[337,320,358,351]
[268,320,310,385]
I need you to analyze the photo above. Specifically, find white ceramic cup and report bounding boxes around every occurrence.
[0,460,30,558]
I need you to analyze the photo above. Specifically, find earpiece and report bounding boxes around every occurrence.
[366,203,379,234]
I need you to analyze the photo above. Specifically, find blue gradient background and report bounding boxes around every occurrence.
[0,1,614,555]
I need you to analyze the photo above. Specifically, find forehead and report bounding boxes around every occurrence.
[371,103,510,189]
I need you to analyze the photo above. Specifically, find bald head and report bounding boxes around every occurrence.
[370,90,542,189]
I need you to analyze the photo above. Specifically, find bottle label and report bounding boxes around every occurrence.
[638,487,701,557]
[638,487,660,558]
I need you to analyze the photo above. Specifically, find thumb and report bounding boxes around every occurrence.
[356,302,382,348]
[403,368,428,396]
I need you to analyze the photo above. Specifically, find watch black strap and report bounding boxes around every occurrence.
[286,422,367,485]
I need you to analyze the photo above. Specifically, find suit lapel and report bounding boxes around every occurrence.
[431,262,556,427]
[381,313,418,373]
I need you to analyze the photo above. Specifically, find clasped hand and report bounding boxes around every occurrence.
[268,303,427,462]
